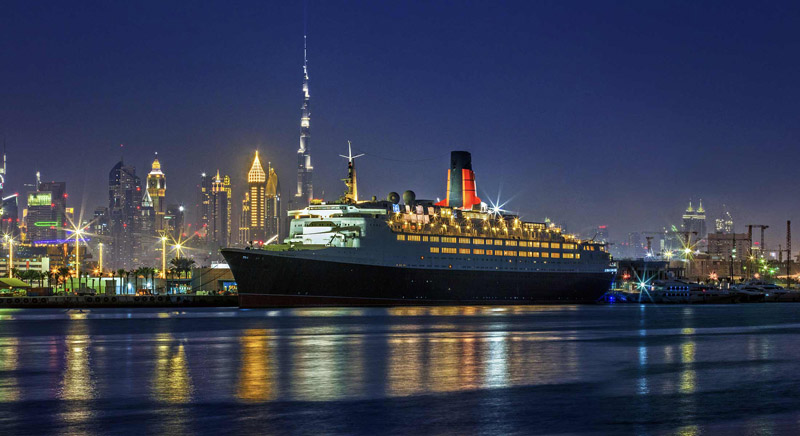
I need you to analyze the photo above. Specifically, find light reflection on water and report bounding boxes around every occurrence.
[0,306,799,435]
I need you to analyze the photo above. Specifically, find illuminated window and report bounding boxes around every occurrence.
[505,240,517,246]
[551,253,561,258]
[504,250,517,256]
[459,237,471,244]
[474,249,485,255]
[530,252,538,257]
[442,237,457,244]
[541,242,549,248]
[430,247,440,253]
[563,243,576,250]
[397,234,406,241]
[408,235,421,242]
[442,247,458,254]
[532,242,540,248]
[473,239,484,245]
[576,254,580,259]
[459,248,471,254]
[541,252,550,258]
[563,253,574,259]
[519,251,528,257]
[495,250,503,256]
[486,250,493,255]
[422,236,429,242]
[430,236,440,242]
[494,240,503,246]
[551,243,561,249]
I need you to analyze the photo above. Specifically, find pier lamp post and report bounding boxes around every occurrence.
[4,234,13,278]
[72,227,84,282]
[98,242,103,274]
[173,242,184,259]
[161,235,168,278]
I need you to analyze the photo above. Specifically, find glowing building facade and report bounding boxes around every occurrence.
[682,200,708,246]
[109,161,142,269]
[247,152,267,242]
[208,170,230,248]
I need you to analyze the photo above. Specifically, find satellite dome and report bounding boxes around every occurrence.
[387,192,400,204]
[402,190,416,205]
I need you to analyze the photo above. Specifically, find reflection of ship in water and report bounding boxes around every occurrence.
[224,151,614,307]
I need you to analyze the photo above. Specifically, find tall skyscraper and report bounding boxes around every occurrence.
[164,204,185,240]
[208,170,230,248]
[109,161,142,269]
[1,194,20,238]
[715,205,733,234]
[239,192,250,245]
[295,35,313,205]
[222,174,232,244]
[681,200,707,246]
[197,173,212,240]
[26,181,67,244]
[138,187,156,263]
[247,151,267,242]
[146,154,166,233]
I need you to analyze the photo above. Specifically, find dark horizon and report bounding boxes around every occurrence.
[2,0,799,247]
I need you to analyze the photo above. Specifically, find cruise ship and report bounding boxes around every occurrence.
[222,151,615,307]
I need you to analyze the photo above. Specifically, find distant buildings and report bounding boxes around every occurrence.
[715,206,733,234]
[164,204,185,240]
[295,35,314,206]
[207,170,230,249]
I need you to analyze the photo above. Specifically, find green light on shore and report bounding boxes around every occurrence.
[34,221,59,227]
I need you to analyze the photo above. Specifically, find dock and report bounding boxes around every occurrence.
[0,294,238,308]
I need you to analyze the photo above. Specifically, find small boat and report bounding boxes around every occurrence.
[645,279,735,304]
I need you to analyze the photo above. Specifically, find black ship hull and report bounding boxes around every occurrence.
[222,249,614,307]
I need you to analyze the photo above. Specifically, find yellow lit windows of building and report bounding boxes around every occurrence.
[532,252,540,257]
[422,236,429,242]
[430,247,440,253]
[504,250,517,256]
[474,249,485,255]
[519,251,528,257]
[563,243,576,250]
[473,239,484,245]
[486,250,493,255]
[430,236,440,243]
[563,253,574,259]
[532,242,540,248]
[505,240,517,247]
[576,254,581,259]
[407,235,421,242]
[494,250,504,256]
[541,252,550,258]
[551,253,561,258]
[541,242,549,248]
[459,238,471,244]
[442,247,458,254]
[442,237,457,244]
[494,240,503,246]
[397,234,406,241]
[459,248,471,255]
[551,243,561,249]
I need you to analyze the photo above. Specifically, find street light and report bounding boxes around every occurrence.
[161,235,168,278]
[3,234,13,279]
[98,242,103,274]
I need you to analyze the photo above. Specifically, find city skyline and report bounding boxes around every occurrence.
[2,1,799,248]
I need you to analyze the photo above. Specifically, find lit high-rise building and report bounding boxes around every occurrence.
[715,205,733,234]
[109,161,142,269]
[208,170,230,248]
[164,204,184,240]
[197,173,213,240]
[26,180,67,244]
[239,192,250,245]
[146,154,166,233]
[295,35,313,205]
[682,200,707,247]
[247,151,268,242]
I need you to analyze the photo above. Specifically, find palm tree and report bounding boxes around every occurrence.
[116,269,127,294]
[170,257,196,279]
[57,266,70,292]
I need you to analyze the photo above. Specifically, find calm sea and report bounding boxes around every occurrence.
[1,305,800,435]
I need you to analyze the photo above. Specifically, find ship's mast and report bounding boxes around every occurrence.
[340,141,364,203]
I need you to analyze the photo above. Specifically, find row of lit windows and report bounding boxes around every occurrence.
[428,246,580,259]
[398,234,584,250]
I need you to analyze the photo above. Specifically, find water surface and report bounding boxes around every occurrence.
[2,305,800,435]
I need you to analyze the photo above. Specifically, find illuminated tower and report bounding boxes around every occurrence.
[296,34,314,205]
[247,151,267,242]
[146,153,166,233]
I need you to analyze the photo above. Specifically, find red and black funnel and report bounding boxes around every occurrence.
[435,151,481,209]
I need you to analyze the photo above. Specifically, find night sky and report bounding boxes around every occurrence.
[2,1,799,246]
